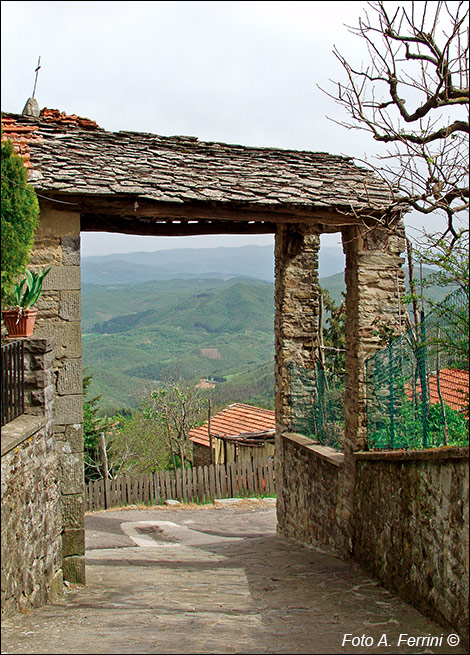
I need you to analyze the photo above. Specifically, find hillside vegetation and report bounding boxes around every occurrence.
[82,278,275,413]
[82,247,454,415]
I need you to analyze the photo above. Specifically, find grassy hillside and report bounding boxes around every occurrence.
[82,278,275,413]
[82,268,456,415]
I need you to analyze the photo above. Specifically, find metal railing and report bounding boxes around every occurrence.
[1,340,25,426]
[289,362,344,450]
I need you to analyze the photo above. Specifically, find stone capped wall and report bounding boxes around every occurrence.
[278,433,347,552]
[1,339,63,614]
[354,448,469,640]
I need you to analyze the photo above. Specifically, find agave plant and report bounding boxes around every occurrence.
[14,267,51,310]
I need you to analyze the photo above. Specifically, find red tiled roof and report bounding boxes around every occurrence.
[1,116,42,169]
[39,107,98,129]
[405,368,469,412]
[189,403,275,448]
[1,108,98,170]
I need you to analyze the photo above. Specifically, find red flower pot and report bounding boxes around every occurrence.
[2,308,38,338]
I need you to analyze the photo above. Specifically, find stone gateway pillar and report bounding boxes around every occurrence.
[29,204,85,585]
[339,222,405,547]
[274,224,320,521]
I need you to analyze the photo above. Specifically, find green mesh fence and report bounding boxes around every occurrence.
[289,362,344,451]
[366,287,469,450]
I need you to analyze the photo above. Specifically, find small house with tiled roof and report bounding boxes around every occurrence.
[189,403,275,466]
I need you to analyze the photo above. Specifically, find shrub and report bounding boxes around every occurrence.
[1,138,40,306]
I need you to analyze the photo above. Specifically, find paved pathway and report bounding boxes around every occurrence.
[1,500,465,654]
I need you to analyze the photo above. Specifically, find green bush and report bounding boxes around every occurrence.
[1,138,40,306]
[369,397,468,450]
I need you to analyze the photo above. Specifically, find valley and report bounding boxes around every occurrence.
[81,245,453,415]
[82,277,275,413]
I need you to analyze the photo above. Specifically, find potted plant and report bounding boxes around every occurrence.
[2,267,51,338]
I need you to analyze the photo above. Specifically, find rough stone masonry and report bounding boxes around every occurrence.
[28,209,85,584]
[1,339,63,613]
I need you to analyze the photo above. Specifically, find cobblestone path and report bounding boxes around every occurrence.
[1,500,465,654]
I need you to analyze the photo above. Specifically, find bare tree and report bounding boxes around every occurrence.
[143,380,209,470]
[325,1,469,243]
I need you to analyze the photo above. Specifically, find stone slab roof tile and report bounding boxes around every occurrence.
[1,111,394,214]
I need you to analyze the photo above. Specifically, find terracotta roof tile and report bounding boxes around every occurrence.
[189,403,275,448]
[2,109,97,170]
[1,116,42,169]
[428,369,469,411]
[405,368,469,412]
[39,107,99,129]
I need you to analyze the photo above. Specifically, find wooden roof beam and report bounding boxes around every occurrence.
[80,214,276,236]
[40,194,397,229]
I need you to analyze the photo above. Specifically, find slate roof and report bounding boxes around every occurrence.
[189,403,276,448]
[1,109,394,216]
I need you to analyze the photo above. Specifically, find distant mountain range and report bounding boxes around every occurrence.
[81,244,346,284]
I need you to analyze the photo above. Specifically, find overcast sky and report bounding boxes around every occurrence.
[1,1,459,256]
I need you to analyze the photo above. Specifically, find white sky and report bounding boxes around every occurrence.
[1,1,462,256]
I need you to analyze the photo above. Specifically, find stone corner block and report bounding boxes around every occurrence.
[42,266,81,292]
[60,453,85,495]
[62,528,85,558]
[58,423,84,452]
[62,493,85,529]
[32,322,82,359]
[55,394,83,425]
[61,236,81,266]
[57,360,83,395]
[61,555,86,585]
[59,291,81,321]
[36,207,80,237]
[49,569,64,603]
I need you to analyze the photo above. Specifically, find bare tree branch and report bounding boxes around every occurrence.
[321,1,469,240]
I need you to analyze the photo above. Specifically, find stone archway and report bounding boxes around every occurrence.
[29,204,404,582]
[3,110,405,583]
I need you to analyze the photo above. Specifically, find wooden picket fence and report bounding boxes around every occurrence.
[85,458,276,512]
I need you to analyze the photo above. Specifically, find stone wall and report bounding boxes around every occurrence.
[1,339,63,614]
[278,431,469,638]
[29,204,85,584]
[354,448,469,640]
[278,433,347,552]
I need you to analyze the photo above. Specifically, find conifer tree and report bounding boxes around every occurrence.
[1,137,40,305]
